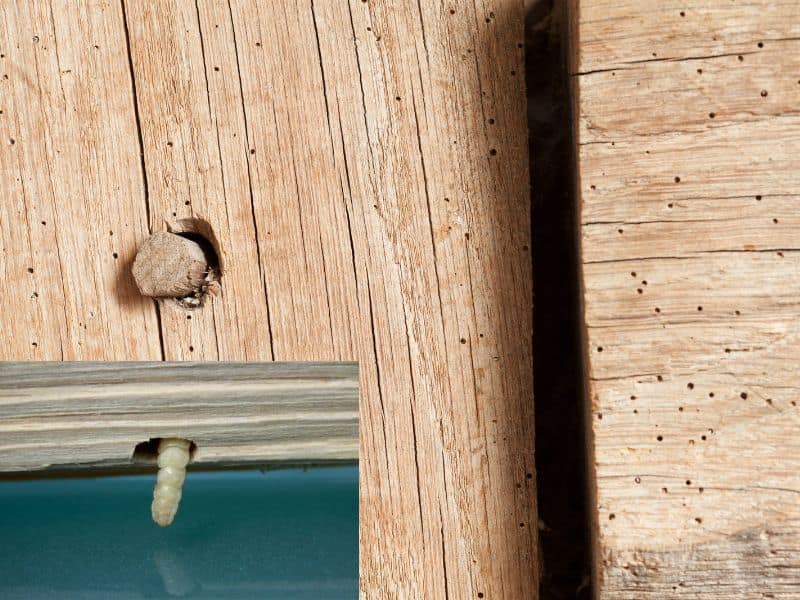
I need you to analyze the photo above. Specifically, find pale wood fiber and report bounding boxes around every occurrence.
[132,231,209,298]
[573,0,800,596]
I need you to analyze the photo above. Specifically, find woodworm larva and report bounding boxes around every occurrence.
[152,438,192,527]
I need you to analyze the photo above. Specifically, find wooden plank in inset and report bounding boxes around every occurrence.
[0,361,358,472]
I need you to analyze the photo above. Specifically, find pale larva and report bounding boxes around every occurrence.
[151,438,192,527]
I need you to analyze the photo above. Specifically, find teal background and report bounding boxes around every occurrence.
[0,466,358,599]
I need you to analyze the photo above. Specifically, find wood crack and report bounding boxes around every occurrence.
[365,268,391,482]
[309,0,336,159]
[227,0,275,359]
[402,302,426,541]
[120,0,152,233]
[194,0,213,120]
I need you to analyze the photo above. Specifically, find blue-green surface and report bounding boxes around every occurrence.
[0,466,358,599]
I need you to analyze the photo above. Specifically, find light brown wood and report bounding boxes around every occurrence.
[0,1,535,597]
[0,0,160,360]
[132,231,211,299]
[0,361,357,472]
[572,0,800,597]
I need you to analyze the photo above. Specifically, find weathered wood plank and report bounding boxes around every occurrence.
[0,0,160,360]
[0,1,535,597]
[124,2,536,598]
[0,361,358,472]
[572,0,800,596]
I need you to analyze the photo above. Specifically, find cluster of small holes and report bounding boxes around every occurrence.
[591,57,788,494]
[603,363,797,533]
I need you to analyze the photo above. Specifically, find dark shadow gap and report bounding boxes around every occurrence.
[526,1,593,598]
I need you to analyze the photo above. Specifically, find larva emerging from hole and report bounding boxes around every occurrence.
[152,438,192,527]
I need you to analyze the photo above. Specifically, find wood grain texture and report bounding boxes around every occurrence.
[0,361,358,472]
[0,1,534,597]
[572,0,800,597]
[0,0,160,360]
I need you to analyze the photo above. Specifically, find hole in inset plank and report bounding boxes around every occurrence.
[131,437,198,464]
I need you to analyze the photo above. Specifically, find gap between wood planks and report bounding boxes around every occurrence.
[527,1,593,598]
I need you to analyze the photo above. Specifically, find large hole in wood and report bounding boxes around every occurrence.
[131,438,197,465]
[168,218,222,275]
[168,219,222,308]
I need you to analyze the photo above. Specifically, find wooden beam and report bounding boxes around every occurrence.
[572,1,800,596]
[0,1,535,596]
[0,361,358,472]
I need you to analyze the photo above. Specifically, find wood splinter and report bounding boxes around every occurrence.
[132,231,218,303]
[152,438,192,527]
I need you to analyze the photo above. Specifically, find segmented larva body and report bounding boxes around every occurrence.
[152,438,191,527]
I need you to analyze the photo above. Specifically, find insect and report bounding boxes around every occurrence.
[151,438,192,527]
[178,267,221,308]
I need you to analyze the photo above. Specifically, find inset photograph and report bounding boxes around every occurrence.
[0,362,358,599]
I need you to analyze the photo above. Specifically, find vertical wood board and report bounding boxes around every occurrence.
[573,0,800,597]
[0,1,535,596]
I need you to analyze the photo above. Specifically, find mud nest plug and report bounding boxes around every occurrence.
[132,231,219,307]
